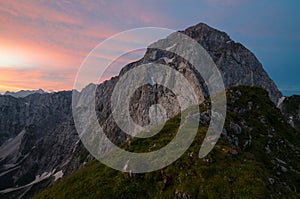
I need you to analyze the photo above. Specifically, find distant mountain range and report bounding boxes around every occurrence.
[4,89,45,98]
[0,23,299,198]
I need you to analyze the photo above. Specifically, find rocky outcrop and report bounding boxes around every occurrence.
[279,95,300,132]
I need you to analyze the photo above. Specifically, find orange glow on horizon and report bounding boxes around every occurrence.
[0,1,170,93]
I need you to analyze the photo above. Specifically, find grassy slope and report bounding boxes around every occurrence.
[35,86,300,199]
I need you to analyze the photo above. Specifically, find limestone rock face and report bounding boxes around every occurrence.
[182,23,282,104]
[89,23,282,148]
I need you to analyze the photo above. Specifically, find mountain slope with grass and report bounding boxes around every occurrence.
[35,86,300,199]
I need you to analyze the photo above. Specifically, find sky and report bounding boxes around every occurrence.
[0,0,299,95]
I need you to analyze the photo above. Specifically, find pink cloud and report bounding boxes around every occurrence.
[0,1,82,25]
[0,0,172,92]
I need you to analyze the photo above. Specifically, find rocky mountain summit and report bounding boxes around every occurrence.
[86,22,283,151]
[0,23,295,198]
[182,23,282,104]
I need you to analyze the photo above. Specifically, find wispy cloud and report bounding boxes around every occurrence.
[0,0,173,92]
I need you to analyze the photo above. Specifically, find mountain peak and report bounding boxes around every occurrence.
[181,22,232,43]
[120,22,281,104]
[185,22,219,31]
